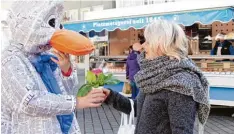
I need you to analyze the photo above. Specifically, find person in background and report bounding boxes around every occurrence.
[103,20,210,134]
[126,43,142,99]
[126,45,140,99]
[210,33,234,55]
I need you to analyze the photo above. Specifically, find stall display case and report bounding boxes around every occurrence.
[190,55,234,107]
[89,55,130,96]
[89,55,234,106]
[89,56,127,82]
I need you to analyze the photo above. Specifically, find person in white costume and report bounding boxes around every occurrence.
[1,1,105,134]
[1,10,12,52]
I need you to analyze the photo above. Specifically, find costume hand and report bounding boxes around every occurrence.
[76,89,106,109]
[51,50,71,73]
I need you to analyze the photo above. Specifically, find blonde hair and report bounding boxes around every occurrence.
[144,20,188,60]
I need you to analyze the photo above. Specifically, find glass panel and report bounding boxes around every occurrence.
[77,56,85,63]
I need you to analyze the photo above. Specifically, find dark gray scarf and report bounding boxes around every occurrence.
[134,53,210,125]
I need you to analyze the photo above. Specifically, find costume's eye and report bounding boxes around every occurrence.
[60,24,63,29]
[48,18,55,28]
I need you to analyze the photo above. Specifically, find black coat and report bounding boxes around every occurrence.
[105,90,197,134]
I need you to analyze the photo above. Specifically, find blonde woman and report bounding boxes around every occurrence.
[103,20,210,134]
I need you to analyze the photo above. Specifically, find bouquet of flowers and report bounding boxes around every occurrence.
[77,69,120,97]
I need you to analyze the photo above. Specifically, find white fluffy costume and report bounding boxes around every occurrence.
[1,1,81,134]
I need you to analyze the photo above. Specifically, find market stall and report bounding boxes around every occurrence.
[190,55,234,106]
[63,0,234,106]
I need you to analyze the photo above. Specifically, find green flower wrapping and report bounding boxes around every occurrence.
[77,70,120,97]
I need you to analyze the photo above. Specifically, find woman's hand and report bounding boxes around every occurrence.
[76,89,106,109]
[102,88,111,100]
[51,50,71,73]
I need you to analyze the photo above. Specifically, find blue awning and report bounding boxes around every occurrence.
[64,7,234,32]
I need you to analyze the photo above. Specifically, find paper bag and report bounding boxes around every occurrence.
[122,82,132,94]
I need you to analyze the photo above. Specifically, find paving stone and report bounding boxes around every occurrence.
[104,130,114,134]
[76,104,234,134]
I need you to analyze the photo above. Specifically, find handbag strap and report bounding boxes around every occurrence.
[128,99,135,125]
[120,99,135,126]
[120,112,128,126]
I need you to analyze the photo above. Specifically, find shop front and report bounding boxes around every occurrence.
[64,1,234,106]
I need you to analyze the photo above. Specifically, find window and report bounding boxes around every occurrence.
[116,0,174,8]
[80,7,90,20]
[68,9,78,21]
[77,56,85,63]
[92,5,104,11]
[116,0,145,8]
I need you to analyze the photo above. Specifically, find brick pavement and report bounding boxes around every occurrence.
[76,105,234,134]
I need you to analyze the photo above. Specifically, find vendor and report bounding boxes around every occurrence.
[210,33,234,55]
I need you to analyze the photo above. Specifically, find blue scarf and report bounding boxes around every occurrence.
[31,54,74,134]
